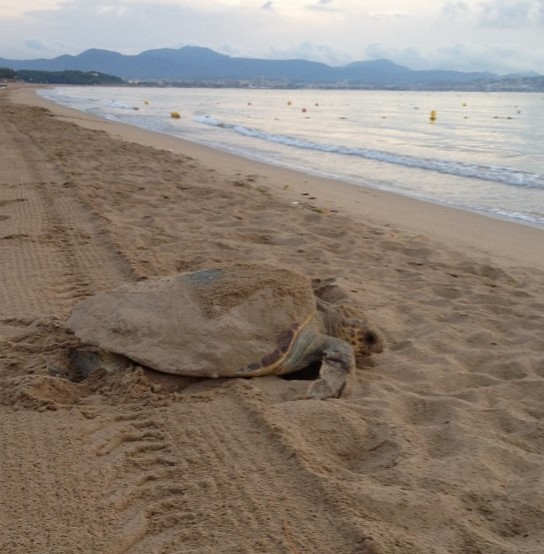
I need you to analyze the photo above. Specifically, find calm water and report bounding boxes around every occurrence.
[39,87,544,229]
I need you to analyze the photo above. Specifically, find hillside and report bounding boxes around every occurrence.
[1,46,497,88]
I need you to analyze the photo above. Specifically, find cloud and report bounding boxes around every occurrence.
[477,0,543,28]
[367,10,409,19]
[0,1,62,18]
[440,1,470,19]
[306,0,340,12]
[24,38,49,51]
[261,1,274,11]
[96,4,128,16]
[365,41,544,75]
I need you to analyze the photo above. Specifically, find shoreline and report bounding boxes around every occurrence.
[12,84,544,271]
[34,87,544,233]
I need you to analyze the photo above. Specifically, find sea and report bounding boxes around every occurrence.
[38,87,544,229]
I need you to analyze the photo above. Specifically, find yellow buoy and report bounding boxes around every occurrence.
[170,112,180,119]
[144,100,149,105]
[430,110,437,122]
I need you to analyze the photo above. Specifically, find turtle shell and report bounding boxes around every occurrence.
[67,264,317,377]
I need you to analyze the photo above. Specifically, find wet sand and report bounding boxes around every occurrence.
[1,84,544,553]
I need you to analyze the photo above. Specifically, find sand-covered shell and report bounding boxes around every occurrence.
[67,264,317,376]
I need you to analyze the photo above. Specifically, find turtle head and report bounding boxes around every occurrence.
[315,295,384,365]
[340,319,384,363]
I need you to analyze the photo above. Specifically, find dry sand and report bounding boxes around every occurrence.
[1,84,544,553]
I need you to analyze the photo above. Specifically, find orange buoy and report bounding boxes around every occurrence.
[170,112,181,119]
[430,110,437,122]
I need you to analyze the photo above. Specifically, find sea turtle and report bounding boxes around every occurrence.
[67,264,383,399]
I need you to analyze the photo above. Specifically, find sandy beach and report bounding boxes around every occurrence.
[1,84,544,553]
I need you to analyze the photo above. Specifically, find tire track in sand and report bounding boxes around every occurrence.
[0,407,120,553]
[0,98,137,324]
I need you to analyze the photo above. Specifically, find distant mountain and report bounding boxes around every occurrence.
[0,46,513,88]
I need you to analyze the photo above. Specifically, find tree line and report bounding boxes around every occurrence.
[0,68,124,85]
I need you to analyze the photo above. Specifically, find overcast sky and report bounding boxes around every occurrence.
[1,0,543,74]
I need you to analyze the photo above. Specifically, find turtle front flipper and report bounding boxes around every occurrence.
[306,338,355,400]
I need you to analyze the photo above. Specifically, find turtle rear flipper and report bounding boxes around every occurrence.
[306,338,354,400]
[69,348,129,379]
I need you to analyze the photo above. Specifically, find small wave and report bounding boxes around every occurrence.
[197,116,544,190]
[487,208,544,227]
[103,113,121,122]
[195,115,221,126]
[105,100,136,110]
